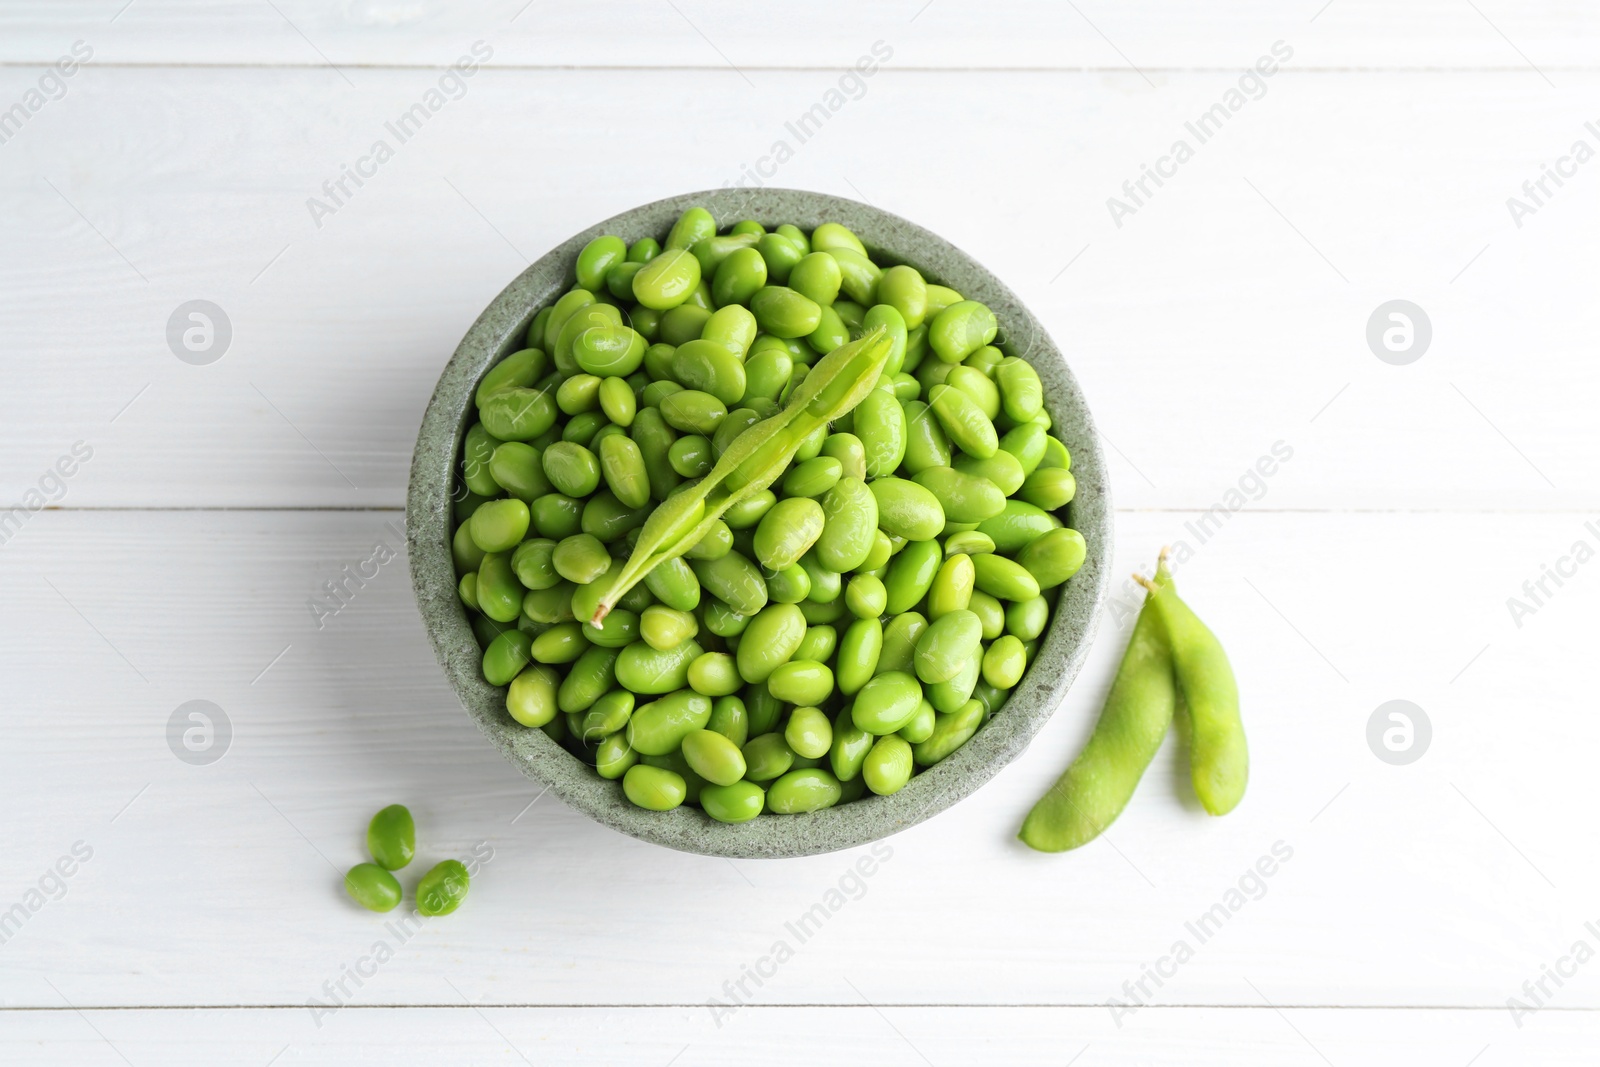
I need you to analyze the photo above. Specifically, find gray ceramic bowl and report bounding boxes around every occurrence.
[408,188,1111,858]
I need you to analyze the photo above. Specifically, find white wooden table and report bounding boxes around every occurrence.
[3,3,1597,1062]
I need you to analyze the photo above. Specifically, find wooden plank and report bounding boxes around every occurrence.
[1,1004,1589,1065]
[1,0,1598,70]
[1,66,1595,510]
[0,508,1592,1010]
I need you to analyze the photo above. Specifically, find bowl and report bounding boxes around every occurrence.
[407,188,1111,858]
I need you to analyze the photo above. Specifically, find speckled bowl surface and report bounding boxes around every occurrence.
[408,188,1111,858]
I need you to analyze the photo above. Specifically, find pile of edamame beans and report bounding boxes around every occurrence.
[452,207,1086,822]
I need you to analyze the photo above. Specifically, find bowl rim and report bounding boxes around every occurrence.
[407,187,1112,858]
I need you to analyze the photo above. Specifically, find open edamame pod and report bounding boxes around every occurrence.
[589,326,892,623]
[1018,556,1175,853]
[1139,556,1247,816]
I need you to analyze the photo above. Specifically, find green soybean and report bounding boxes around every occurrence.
[766,768,842,814]
[862,735,914,795]
[416,860,470,917]
[344,863,402,912]
[623,763,687,810]
[701,780,765,823]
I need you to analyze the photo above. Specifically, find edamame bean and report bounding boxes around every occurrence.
[713,246,768,307]
[615,638,703,695]
[929,300,997,363]
[470,498,530,553]
[640,604,698,650]
[416,860,470,917]
[659,390,727,436]
[882,539,941,614]
[632,248,702,311]
[508,540,558,594]
[552,533,610,584]
[946,365,1000,420]
[691,551,768,617]
[785,706,834,760]
[851,671,923,734]
[968,589,1006,639]
[862,735,914,795]
[877,265,928,329]
[766,768,842,814]
[531,622,587,664]
[953,450,1025,496]
[366,805,414,871]
[897,699,936,744]
[820,432,867,481]
[1005,596,1049,641]
[845,574,887,619]
[700,780,765,822]
[507,665,560,726]
[598,434,650,509]
[477,348,548,407]
[977,500,1061,553]
[462,423,502,497]
[734,603,805,684]
[580,688,636,740]
[877,612,927,674]
[912,466,1006,524]
[750,285,823,338]
[1017,527,1086,589]
[753,497,826,571]
[742,732,795,782]
[914,609,982,683]
[972,553,1042,601]
[1020,468,1076,511]
[982,635,1027,688]
[595,732,637,779]
[489,441,553,503]
[345,863,402,912]
[672,339,747,406]
[688,651,742,696]
[767,659,834,705]
[483,629,533,685]
[999,422,1048,476]
[854,387,907,477]
[902,400,953,473]
[623,763,687,810]
[626,690,713,755]
[928,384,998,458]
[781,456,842,498]
[680,728,747,786]
[573,324,646,377]
[911,698,983,766]
[869,477,946,542]
[816,477,878,572]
